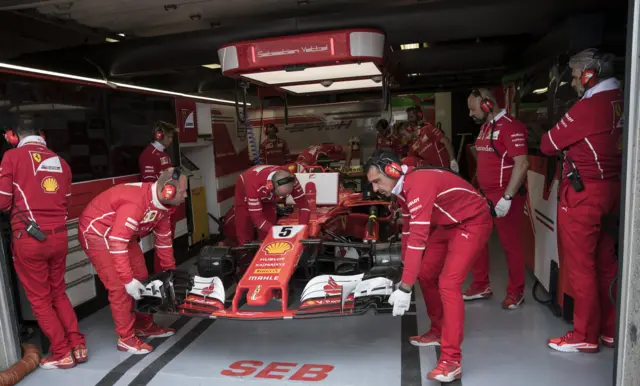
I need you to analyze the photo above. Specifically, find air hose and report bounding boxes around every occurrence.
[0,344,40,386]
[234,81,261,165]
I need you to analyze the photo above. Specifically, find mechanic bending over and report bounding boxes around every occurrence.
[365,149,493,383]
[234,165,311,246]
[138,121,179,273]
[0,116,87,369]
[79,168,187,355]
[405,106,459,172]
[464,88,530,309]
[541,49,622,353]
[259,123,291,165]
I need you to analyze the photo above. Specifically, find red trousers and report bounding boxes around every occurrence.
[153,212,178,273]
[12,230,85,360]
[234,203,277,246]
[558,179,619,343]
[417,215,493,362]
[469,191,527,295]
[82,238,153,338]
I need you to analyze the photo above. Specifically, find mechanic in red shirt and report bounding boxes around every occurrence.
[464,88,530,309]
[235,165,311,245]
[259,124,290,165]
[406,107,459,172]
[79,168,187,355]
[366,149,492,383]
[0,116,86,369]
[541,49,621,353]
[138,121,176,182]
[138,121,179,273]
[375,119,402,154]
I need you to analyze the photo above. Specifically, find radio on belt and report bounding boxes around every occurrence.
[565,154,584,192]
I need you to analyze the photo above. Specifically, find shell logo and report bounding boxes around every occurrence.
[263,241,293,255]
[41,177,59,194]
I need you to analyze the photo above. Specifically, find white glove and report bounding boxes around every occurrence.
[449,160,460,173]
[388,288,412,316]
[124,279,146,300]
[494,197,512,218]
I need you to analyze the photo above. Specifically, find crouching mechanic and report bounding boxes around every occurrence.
[79,168,187,354]
[541,49,622,352]
[0,116,86,369]
[365,149,493,383]
[235,165,311,246]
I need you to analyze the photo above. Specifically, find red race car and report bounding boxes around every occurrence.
[135,170,404,320]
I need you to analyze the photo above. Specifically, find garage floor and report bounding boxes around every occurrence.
[17,234,615,386]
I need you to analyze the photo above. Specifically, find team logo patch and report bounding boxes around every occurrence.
[41,177,59,193]
[263,241,293,255]
[141,210,158,223]
[32,153,41,163]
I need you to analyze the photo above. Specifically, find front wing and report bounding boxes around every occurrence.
[134,270,396,320]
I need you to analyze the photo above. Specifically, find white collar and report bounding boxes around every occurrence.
[582,78,620,99]
[18,135,46,148]
[267,170,277,182]
[391,165,409,196]
[489,109,506,124]
[150,182,169,211]
[152,141,165,152]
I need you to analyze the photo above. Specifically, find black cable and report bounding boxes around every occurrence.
[532,279,552,305]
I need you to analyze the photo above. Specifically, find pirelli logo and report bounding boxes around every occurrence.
[254,268,281,274]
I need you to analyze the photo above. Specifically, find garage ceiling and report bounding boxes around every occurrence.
[0,0,629,101]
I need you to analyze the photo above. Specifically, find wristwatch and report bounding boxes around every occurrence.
[503,194,512,200]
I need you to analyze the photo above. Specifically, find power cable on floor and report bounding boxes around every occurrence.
[532,279,552,305]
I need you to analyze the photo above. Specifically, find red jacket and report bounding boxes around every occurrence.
[138,142,172,182]
[0,136,71,231]
[474,111,528,193]
[259,138,290,165]
[79,182,175,284]
[235,165,311,231]
[376,133,403,155]
[296,144,342,165]
[540,84,623,181]
[407,123,451,167]
[396,166,490,286]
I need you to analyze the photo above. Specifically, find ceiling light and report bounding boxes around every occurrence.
[242,62,381,85]
[400,43,420,50]
[105,38,119,43]
[281,79,382,94]
[532,87,548,94]
[0,62,245,105]
[202,64,221,69]
[118,33,126,37]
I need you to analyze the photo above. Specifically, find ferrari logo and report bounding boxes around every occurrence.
[263,241,292,255]
[41,177,59,193]
[32,153,41,163]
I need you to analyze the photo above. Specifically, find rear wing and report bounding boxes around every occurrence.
[286,172,339,206]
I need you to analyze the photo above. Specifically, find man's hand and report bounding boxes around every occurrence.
[125,279,146,300]
[495,196,512,217]
[388,286,412,316]
[449,160,460,173]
